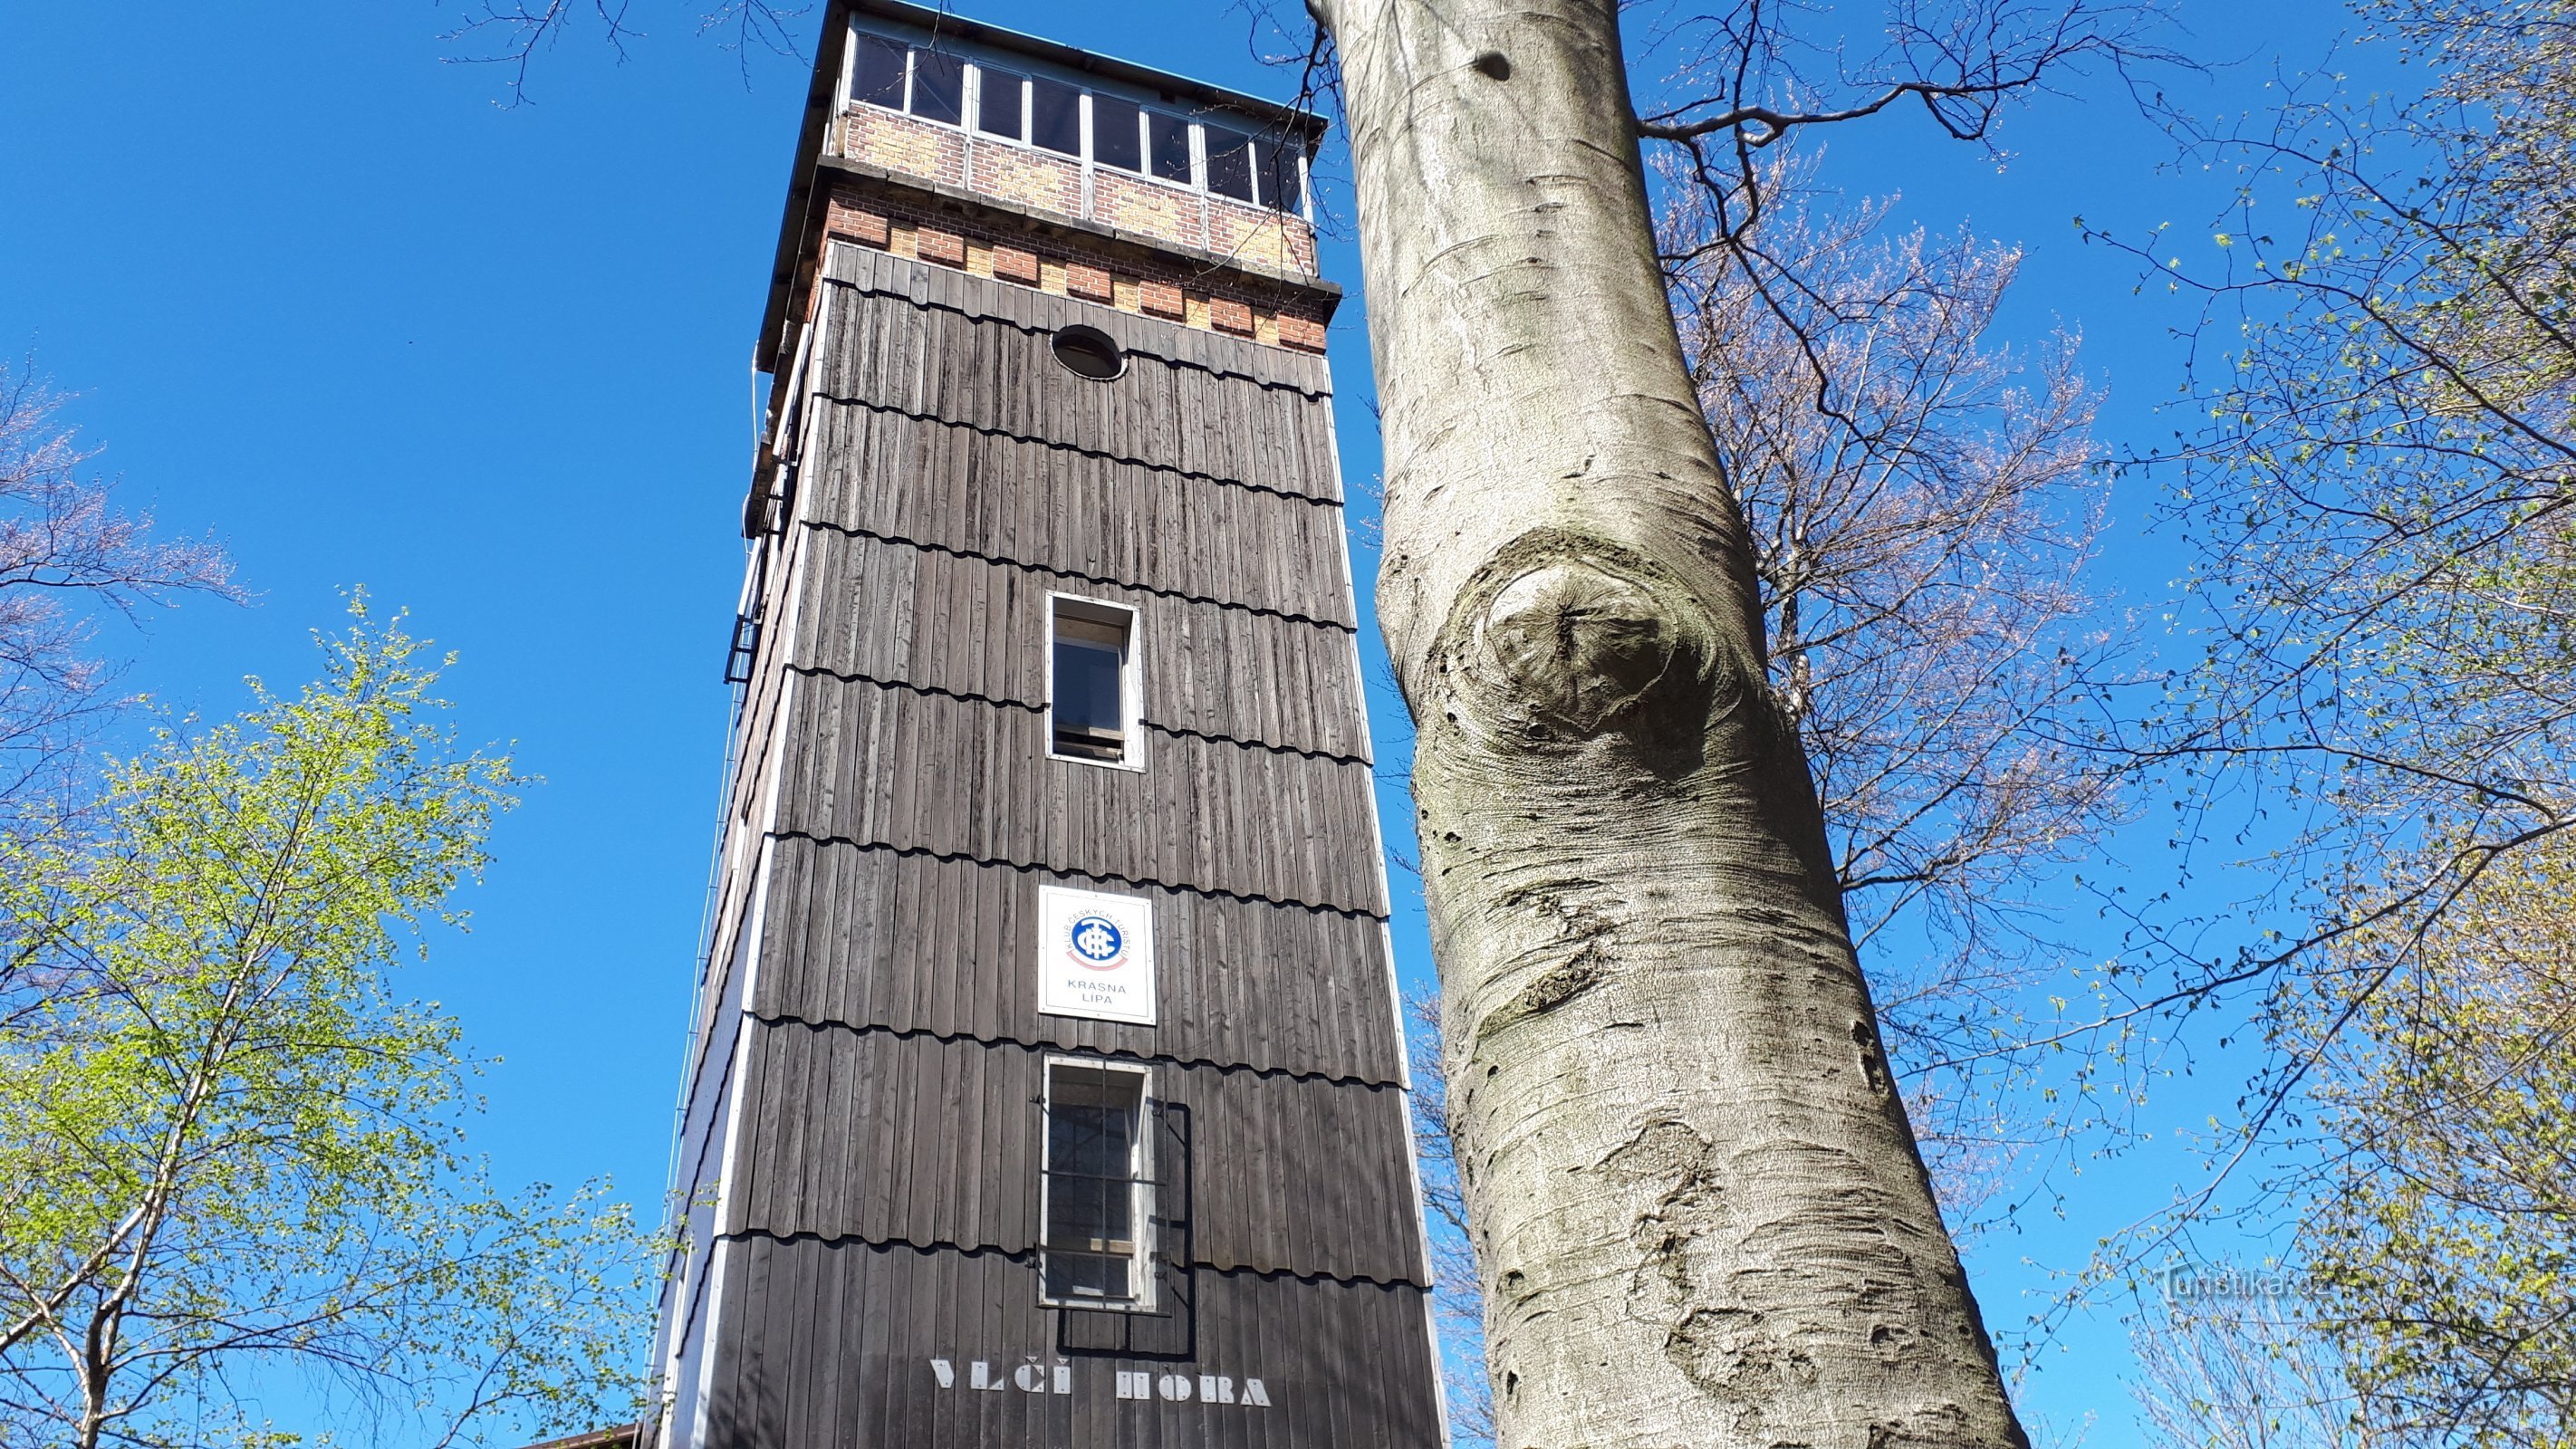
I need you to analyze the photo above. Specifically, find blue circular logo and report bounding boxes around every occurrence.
[1068,916,1125,967]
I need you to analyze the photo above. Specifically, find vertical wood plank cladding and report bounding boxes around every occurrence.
[723,1024,1425,1284]
[702,1242,1443,1449]
[812,258,1342,505]
[755,842,1403,1084]
[667,131,1440,1444]
[775,675,1387,916]
[788,529,1370,762]
[800,401,1355,630]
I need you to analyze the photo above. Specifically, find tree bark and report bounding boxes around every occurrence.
[1317,1,2028,1444]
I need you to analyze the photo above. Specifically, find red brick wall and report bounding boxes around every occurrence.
[819,180,1331,355]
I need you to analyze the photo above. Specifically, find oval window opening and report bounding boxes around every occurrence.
[1053,326,1126,380]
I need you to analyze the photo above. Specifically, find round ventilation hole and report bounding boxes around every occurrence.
[1052,325,1126,380]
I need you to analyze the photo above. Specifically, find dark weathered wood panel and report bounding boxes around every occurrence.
[677,921,755,1214]
[755,841,1403,1084]
[788,527,1370,763]
[722,1024,1426,1284]
[816,289,1303,485]
[698,1239,1442,1449]
[810,272,1342,504]
[844,245,1336,398]
[664,167,1436,1449]
[799,398,1356,631]
[774,675,1387,916]
[820,239,1333,408]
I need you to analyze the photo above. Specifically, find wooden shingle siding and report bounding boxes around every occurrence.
[788,529,1370,763]
[700,1242,1443,1449]
[663,84,1435,1443]
[774,676,1387,916]
[802,403,1357,629]
[755,842,1403,1084]
[818,241,1333,417]
[722,1027,1426,1284]
[677,926,756,1215]
[812,283,1341,505]
[716,578,800,884]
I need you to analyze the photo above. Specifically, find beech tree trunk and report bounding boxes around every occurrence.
[1316,1,2029,1444]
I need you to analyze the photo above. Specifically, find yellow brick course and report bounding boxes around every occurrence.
[835,107,1317,279]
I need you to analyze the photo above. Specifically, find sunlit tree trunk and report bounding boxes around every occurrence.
[1315,0,2026,1442]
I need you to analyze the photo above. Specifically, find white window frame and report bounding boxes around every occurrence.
[966,64,1032,146]
[831,27,856,121]
[1080,91,1149,181]
[905,47,969,130]
[844,24,1314,217]
[1036,1056,1158,1312]
[1139,107,1199,190]
[1045,593,1145,772]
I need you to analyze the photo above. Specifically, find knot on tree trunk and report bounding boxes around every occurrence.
[1443,530,1720,744]
[1484,562,1672,731]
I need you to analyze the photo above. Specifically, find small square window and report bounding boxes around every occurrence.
[1032,77,1083,156]
[851,35,908,110]
[1148,112,1194,185]
[910,50,966,126]
[1050,598,1138,767]
[1091,94,1143,173]
[976,65,1025,140]
[1041,1060,1152,1309]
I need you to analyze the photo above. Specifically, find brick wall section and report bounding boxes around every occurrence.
[1065,262,1112,303]
[819,181,1332,355]
[917,226,966,268]
[840,106,1322,279]
[846,208,890,248]
[846,110,967,189]
[1093,170,1206,251]
[965,139,1084,216]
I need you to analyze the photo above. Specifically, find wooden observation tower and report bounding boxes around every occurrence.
[650,4,1444,1445]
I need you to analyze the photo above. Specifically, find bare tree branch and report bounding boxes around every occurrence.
[436,0,806,102]
[0,360,236,838]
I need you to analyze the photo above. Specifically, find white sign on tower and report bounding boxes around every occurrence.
[1034,885,1158,1025]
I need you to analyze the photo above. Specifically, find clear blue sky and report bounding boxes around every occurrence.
[0,2,2367,1441]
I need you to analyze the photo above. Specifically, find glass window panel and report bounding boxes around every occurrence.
[909,50,965,125]
[1091,94,1143,172]
[1047,1103,1136,1242]
[1148,112,1193,184]
[1204,125,1254,202]
[1043,1067,1143,1304]
[1254,136,1303,213]
[1053,639,1124,752]
[851,35,908,109]
[976,66,1024,139]
[1043,1251,1130,1300]
[1032,76,1082,155]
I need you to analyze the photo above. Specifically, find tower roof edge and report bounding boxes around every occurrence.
[755,0,1336,373]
